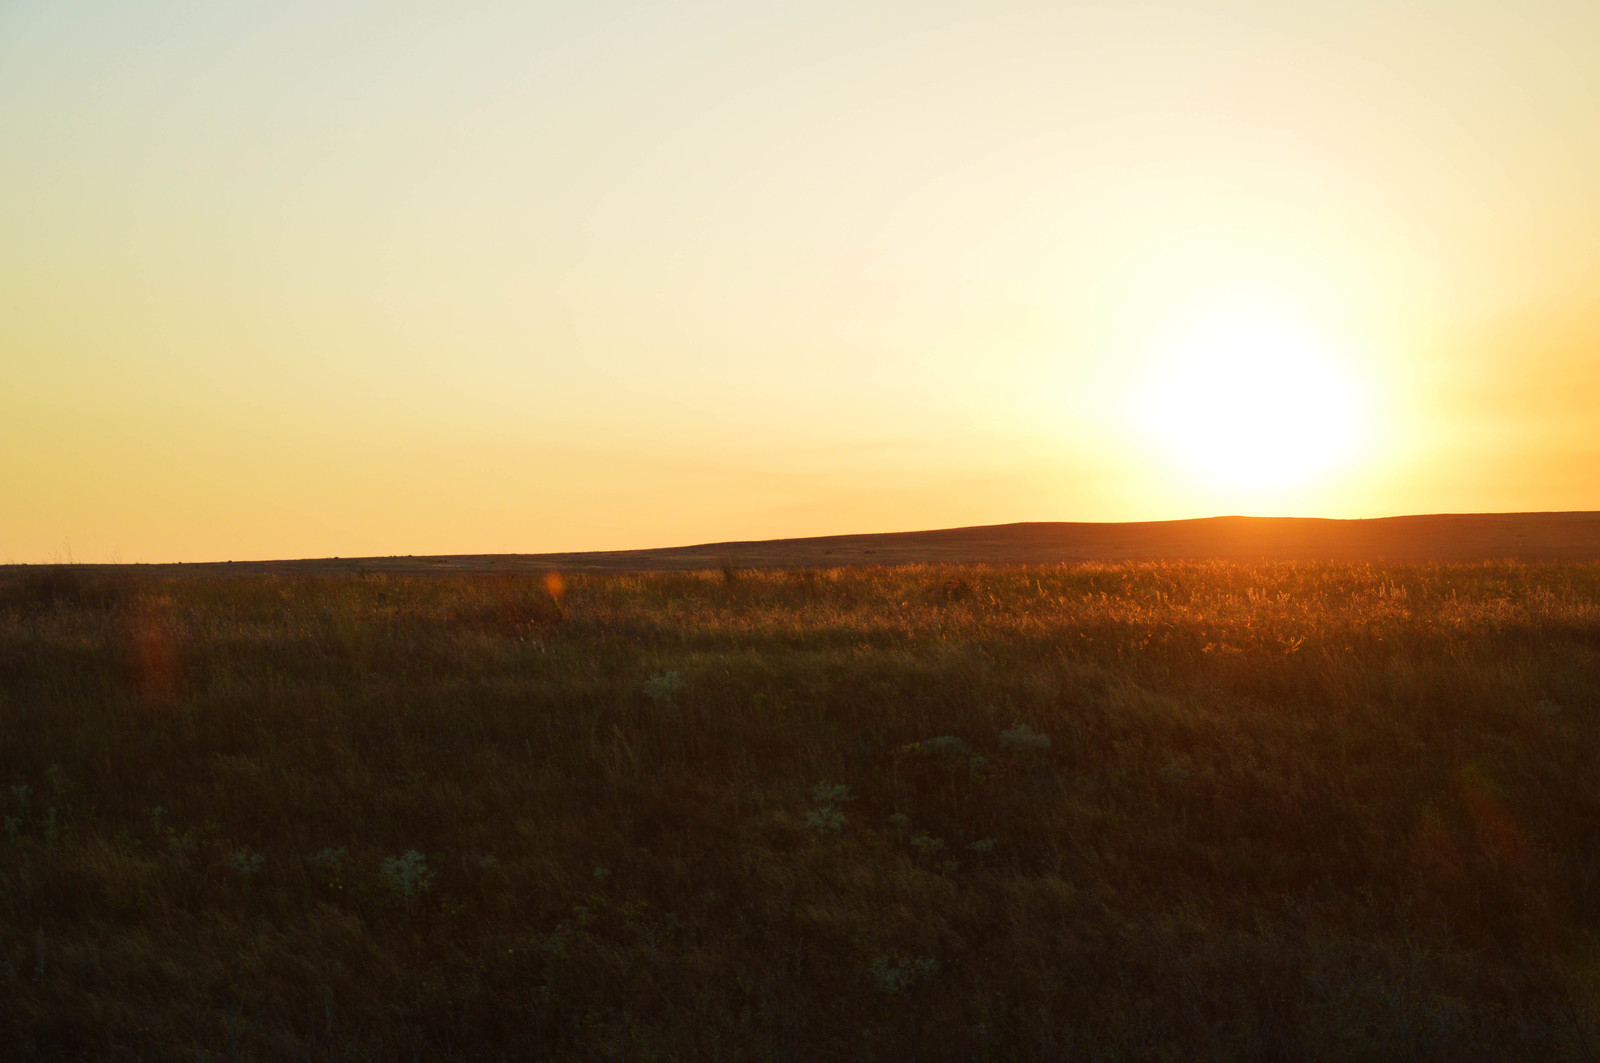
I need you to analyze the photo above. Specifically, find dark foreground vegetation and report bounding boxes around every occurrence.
[3,561,1600,1060]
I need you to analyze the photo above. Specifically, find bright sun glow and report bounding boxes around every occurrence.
[1140,315,1365,493]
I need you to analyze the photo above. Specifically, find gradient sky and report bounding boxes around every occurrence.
[4,1,1598,563]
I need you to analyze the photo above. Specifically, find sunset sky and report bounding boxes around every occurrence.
[4,1,1598,563]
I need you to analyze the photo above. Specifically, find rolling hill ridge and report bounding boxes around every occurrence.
[35,511,1600,575]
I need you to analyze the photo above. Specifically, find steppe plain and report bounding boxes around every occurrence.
[4,512,1600,1059]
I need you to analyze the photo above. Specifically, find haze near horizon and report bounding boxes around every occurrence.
[4,1,1598,563]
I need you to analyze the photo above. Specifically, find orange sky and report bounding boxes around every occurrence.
[3,2,1598,563]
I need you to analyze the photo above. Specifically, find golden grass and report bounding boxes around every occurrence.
[2,561,1599,1059]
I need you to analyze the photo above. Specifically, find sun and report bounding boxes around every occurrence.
[1100,235,1381,504]
[1141,318,1364,493]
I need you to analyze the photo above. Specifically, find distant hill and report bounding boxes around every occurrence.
[36,512,1600,576]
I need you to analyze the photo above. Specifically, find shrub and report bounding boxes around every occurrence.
[225,848,265,883]
[379,850,434,906]
[868,954,939,995]
[998,723,1050,754]
[805,806,847,834]
[306,847,350,888]
[806,781,855,834]
[642,671,685,705]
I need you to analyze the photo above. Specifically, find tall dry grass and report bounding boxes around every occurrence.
[2,561,1599,1059]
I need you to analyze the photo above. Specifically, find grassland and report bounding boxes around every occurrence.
[3,561,1600,1060]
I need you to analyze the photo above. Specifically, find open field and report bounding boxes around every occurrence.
[4,560,1600,1059]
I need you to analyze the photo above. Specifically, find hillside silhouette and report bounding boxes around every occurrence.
[48,511,1600,575]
